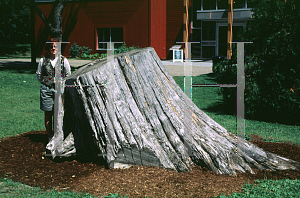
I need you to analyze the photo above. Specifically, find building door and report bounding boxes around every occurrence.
[216,23,245,57]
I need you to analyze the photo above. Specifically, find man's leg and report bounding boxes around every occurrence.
[45,110,54,138]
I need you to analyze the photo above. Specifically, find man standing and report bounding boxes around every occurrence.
[36,38,71,142]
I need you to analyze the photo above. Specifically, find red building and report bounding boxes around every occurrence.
[33,0,187,60]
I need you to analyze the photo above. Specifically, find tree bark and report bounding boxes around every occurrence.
[47,47,300,176]
[31,0,66,41]
[30,3,36,68]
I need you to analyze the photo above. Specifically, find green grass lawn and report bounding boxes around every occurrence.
[174,75,300,146]
[0,69,44,139]
[0,68,299,197]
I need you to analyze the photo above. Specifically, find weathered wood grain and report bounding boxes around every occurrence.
[46,47,300,175]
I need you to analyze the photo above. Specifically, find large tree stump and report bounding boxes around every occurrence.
[46,47,300,176]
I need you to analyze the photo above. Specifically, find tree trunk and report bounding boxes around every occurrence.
[30,4,37,68]
[46,47,300,176]
[31,0,65,41]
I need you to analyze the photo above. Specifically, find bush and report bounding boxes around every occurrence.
[69,43,93,58]
[214,0,300,125]
[97,43,140,59]
[69,42,81,58]
[116,42,140,54]
[81,46,92,57]
[69,42,139,59]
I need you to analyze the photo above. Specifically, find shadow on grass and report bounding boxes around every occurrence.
[192,73,237,116]
[0,61,38,74]
[203,100,237,116]
[197,74,300,126]
[0,44,30,57]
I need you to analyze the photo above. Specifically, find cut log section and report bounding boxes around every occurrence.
[46,47,300,176]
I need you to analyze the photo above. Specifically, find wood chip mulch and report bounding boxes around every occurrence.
[0,131,300,198]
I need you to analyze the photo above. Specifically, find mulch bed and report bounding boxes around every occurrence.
[0,131,300,198]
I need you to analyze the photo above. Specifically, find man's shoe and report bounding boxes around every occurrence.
[44,149,52,157]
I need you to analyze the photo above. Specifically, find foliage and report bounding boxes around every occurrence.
[116,43,140,54]
[69,42,140,59]
[103,193,129,198]
[215,178,300,198]
[81,46,92,56]
[98,42,140,58]
[69,42,93,59]
[0,44,31,57]
[0,0,31,45]
[69,42,81,58]
[0,177,97,197]
[214,0,300,125]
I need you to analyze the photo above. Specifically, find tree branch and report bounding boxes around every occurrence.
[31,0,53,30]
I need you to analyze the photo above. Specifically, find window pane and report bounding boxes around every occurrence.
[97,28,123,49]
[97,28,104,49]
[217,0,227,9]
[233,0,245,9]
[193,20,202,28]
[192,43,201,59]
[218,26,227,56]
[192,0,201,10]
[202,46,215,58]
[103,28,110,41]
[192,29,201,42]
[203,0,216,10]
[247,0,255,8]
[202,21,216,40]
[192,0,201,27]
[111,28,123,42]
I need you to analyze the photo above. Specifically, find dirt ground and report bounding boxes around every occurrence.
[0,131,300,198]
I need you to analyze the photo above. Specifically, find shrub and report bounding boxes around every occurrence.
[70,42,140,59]
[69,42,81,58]
[69,43,93,58]
[214,0,300,125]
[97,43,140,59]
[81,46,92,56]
[215,55,300,125]
[116,43,139,54]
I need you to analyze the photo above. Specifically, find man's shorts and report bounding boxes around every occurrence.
[40,84,55,112]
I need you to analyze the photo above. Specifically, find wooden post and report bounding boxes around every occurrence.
[227,0,233,59]
[183,0,189,54]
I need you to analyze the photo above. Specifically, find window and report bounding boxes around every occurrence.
[202,21,216,41]
[97,28,123,50]
[192,0,201,27]
[192,29,201,42]
[247,0,255,8]
[192,43,201,59]
[202,46,215,58]
[203,0,216,10]
[217,0,227,9]
[200,0,247,10]
[233,0,245,9]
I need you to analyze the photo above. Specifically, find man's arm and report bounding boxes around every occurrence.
[64,57,71,77]
[36,58,43,83]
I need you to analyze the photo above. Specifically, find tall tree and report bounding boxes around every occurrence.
[30,0,66,67]
[0,0,30,44]
[31,0,66,41]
